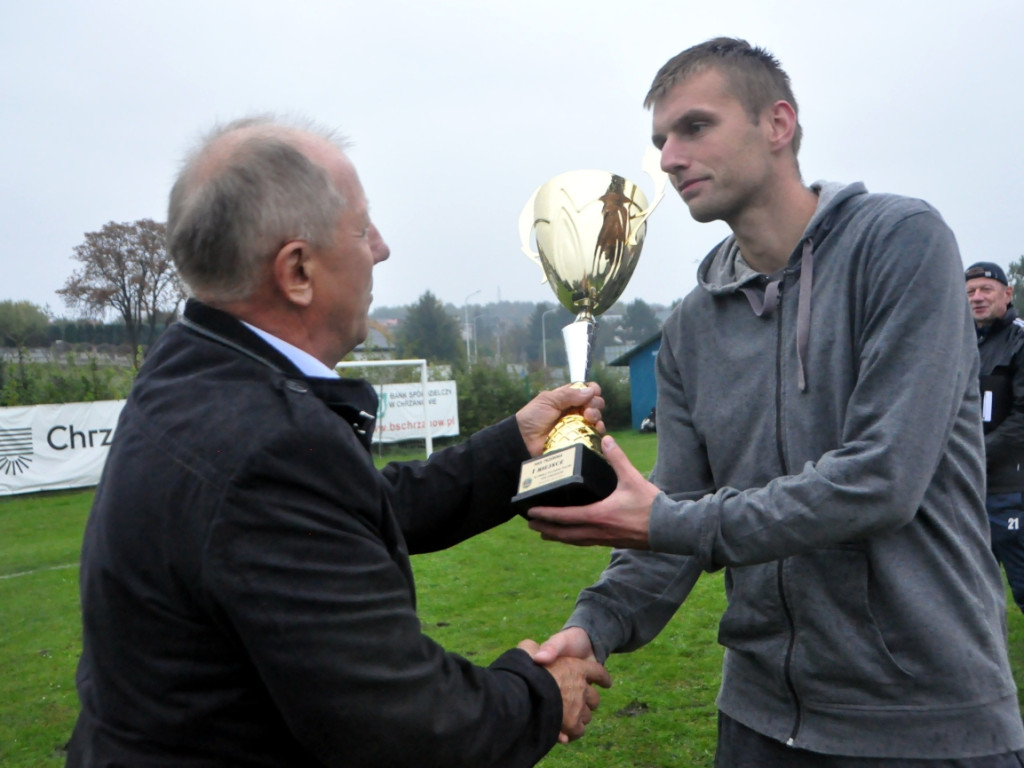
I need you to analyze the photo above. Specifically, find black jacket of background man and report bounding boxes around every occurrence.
[978,305,1024,493]
[66,299,562,767]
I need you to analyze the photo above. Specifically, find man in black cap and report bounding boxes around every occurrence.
[966,260,1024,613]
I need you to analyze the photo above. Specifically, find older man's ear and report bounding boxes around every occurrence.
[274,240,315,307]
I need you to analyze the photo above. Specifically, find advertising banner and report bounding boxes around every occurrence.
[0,400,126,496]
[373,380,459,444]
[0,382,459,493]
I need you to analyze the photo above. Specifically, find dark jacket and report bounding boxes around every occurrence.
[977,305,1024,493]
[67,300,561,767]
[568,182,1024,758]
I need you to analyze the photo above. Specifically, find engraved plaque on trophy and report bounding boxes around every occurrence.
[512,154,665,514]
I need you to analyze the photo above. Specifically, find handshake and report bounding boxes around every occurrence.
[518,627,608,744]
[508,383,659,745]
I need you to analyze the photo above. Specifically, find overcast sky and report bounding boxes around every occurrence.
[3,0,1022,319]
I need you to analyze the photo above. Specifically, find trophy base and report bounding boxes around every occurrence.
[511,443,617,517]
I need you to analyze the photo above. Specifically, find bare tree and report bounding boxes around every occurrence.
[59,219,185,367]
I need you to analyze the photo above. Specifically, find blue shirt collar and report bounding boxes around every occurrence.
[241,322,339,379]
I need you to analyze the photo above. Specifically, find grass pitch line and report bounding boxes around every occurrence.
[0,562,78,580]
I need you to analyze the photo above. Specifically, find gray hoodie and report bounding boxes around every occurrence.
[568,182,1024,758]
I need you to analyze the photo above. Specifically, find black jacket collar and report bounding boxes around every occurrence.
[977,305,1020,345]
[179,299,379,448]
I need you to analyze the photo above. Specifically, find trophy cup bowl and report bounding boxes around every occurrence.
[512,165,664,514]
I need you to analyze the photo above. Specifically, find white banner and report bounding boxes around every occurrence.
[373,380,459,444]
[0,400,126,496]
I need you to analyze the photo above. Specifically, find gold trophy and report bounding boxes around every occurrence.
[512,152,666,514]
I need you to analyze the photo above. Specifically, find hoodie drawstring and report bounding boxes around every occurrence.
[737,238,815,392]
[795,239,814,392]
[739,273,784,317]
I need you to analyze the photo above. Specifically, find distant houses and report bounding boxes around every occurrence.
[350,319,396,360]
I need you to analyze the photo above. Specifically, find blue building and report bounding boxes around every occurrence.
[610,332,661,431]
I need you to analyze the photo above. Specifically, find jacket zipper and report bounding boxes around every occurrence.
[778,562,801,746]
[774,278,802,746]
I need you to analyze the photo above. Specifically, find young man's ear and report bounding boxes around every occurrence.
[273,240,314,307]
[766,100,798,153]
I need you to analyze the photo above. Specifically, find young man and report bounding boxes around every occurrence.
[65,116,611,767]
[528,39,1024,765]
[966,260,1024,615]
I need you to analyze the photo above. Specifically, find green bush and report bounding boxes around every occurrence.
[453,362,533,436]
[451,361,633,437]
[589,363,632,430]
[0,354,134,407]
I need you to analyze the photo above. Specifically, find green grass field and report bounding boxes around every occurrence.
[3,430,1023,767]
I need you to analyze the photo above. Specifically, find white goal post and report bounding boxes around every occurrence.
[334,359,432,457]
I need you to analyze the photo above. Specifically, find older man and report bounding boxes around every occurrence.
[65,116,610,767]
[967,261,1024,614]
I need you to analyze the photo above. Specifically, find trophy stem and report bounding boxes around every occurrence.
[513,167,660,514]
[562,317,596,384]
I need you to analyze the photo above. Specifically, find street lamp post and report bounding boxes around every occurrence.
[464,290,481,363]
[472,313,485,364]
[541,307,559,369]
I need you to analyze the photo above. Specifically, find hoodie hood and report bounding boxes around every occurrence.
[695,181,868,392]
[697,180,868,293]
